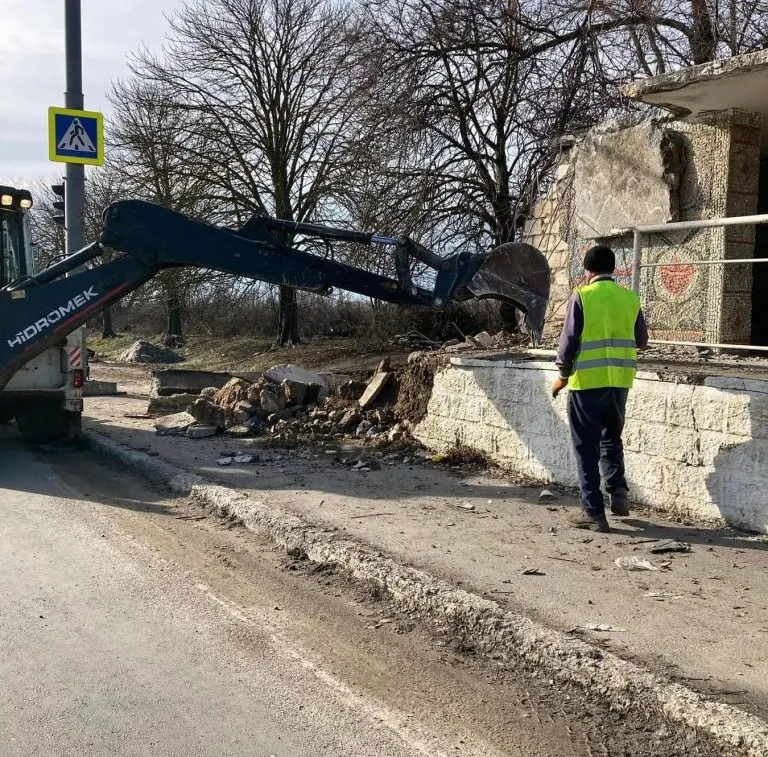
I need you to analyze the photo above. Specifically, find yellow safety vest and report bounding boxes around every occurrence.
[568,279,641,391]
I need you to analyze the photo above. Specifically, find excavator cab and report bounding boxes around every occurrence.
[0,186,34,289]
[0,186,85,442]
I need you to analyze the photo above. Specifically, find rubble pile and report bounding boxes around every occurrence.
[389,329,528,353]
[151,361,416,446]
[440,329,527,352]
[118,340,184,364]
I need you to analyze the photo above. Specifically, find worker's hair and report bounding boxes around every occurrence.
[583,245,615,274]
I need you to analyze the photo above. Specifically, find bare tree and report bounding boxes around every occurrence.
[586,1,768,72]
[129,0,363,346]
[108,78,220,346]
[352,0,639,329]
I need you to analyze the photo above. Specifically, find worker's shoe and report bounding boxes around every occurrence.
[567,509,610,533]
[609,490,630,517]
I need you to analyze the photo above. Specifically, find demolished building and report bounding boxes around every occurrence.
[415,50,768,534]
[527,49,768,347]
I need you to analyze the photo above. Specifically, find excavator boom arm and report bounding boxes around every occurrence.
[0,200,550,390]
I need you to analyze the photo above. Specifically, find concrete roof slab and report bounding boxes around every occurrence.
[622,50,768,144]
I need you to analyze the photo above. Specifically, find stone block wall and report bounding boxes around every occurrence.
[523,160,575,328]
[415,358,768,534]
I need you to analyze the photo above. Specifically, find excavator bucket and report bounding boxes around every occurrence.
[463,242,550,344]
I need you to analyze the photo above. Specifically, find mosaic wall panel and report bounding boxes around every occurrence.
[639,228,715,342]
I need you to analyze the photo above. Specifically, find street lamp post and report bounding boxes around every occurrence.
[64,0,85,256]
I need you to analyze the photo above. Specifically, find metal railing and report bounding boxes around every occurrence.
[629,213,768,352]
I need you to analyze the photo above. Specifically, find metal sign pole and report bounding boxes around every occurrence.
[64,0,85,257]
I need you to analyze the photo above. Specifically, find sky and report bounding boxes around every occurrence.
[0,0,184,188]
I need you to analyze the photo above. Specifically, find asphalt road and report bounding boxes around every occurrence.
[0,433,595,757]
[1,430,727,757]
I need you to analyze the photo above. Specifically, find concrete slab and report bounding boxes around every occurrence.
[82,380,119,396]
[623,50,768,146]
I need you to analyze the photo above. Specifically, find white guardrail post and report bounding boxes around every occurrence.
[630,229,642,294]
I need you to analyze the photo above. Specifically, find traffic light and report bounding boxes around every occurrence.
[51,182,65,227]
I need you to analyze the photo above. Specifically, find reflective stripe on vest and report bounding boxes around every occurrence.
[568,280,641,391]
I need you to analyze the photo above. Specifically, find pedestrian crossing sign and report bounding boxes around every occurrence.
[48,107,104,165]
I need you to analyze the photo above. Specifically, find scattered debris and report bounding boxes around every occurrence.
[615,556,660,571]
[457,502,476,511]
[585,623,626,633]
[645,592,684,600]
[216,457,233,466]
[649,540,692,554]
[233,454,256,464]
[386,331,438,349]
[521,568,546,576]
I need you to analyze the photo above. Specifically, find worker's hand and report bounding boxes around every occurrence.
[551,377,568,399]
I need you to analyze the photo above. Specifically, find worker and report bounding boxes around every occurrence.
[551,245,648,533]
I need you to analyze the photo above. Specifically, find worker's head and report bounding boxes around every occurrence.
[583,245,615,280]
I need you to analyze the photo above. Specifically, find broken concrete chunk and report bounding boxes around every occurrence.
[213,378,251,413]
[147,393,199,415]
[186,425,218,439]
[216,457,233,466]
[355,420,374,437]
[649,539,691,554]
[233,401,255,424]
[376,357,391,373]
[246,377,270,404]
[233,454,255,464]
[154,411,195,436]
[260,387,286,414]
[473,331,494,349]
[539,489,556,500]
[443,342,472,352]
[338,409,362,431]
[265,364,330,392]
[224,425,253,438]
[359,371,393,410]
[267,409,293,424]
[190,398,226,430]
[281,378,309,407]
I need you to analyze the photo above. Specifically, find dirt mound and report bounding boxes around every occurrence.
[394,353,444,424]
[118,340,184,364]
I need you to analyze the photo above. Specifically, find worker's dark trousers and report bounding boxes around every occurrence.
[567,387,630,515]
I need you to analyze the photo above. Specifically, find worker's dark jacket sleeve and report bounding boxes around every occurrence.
[555,289,650,379]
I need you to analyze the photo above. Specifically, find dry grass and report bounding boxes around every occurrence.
[88,332,412,376]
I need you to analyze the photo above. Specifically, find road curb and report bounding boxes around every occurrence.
[89,430,768,756]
